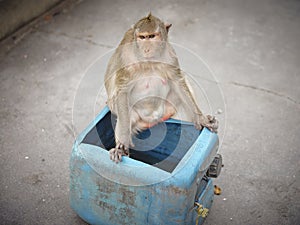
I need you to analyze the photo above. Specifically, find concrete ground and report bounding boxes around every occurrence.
[0,0,299,224]
[0,0,61,40]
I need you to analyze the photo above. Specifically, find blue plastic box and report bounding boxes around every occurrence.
[70,106,219,225]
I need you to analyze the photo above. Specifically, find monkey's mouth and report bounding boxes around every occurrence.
[141,53,154,59]
[138,49,155,59]
[141,55,158,61]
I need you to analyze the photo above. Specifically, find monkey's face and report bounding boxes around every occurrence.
[135,32,166,60]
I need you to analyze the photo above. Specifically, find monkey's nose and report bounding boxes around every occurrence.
[144,49,150,53]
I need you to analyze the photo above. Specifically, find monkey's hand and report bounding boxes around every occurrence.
[109,143,130,163]
[194,114,218,133]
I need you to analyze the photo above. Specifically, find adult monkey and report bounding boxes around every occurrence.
[105,13,218,163]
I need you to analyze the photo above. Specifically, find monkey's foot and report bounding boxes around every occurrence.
[109,144,130,163]
[194,114,219,133]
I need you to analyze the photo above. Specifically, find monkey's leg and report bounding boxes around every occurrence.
[109,92,133,163]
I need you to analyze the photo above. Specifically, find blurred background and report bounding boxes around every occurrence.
[0,0,299,224]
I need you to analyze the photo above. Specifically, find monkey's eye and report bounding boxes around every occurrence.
[139,35,146,39]
[149,34,155,39]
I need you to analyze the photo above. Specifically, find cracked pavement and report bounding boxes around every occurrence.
[0,0,299,224]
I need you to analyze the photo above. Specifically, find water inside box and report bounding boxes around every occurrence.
[82,112,201,173]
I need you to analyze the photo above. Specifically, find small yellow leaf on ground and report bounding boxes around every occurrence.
[214,185,222,195]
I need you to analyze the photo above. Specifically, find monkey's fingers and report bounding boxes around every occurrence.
[109,148,122,163]
[109,144,130,163]
[117,143,130,155]
[205,115,219,133]
[194,123,203,131]
[109,148,120,163]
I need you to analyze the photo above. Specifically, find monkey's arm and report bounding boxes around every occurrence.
[176,78,218,133]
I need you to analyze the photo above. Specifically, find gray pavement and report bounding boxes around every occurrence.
[0,0,299,224]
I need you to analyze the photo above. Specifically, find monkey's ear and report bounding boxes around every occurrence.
[165,23,172,33]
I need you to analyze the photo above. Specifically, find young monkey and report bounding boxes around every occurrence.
[104,13,218,163]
